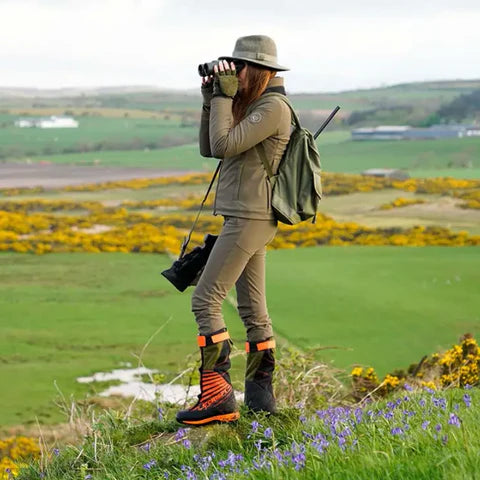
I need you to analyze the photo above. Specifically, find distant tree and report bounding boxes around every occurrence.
[437,89,480,122]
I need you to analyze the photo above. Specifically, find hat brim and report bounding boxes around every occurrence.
[218,56,289,72]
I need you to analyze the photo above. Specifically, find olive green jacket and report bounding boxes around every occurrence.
[199,77,291,220]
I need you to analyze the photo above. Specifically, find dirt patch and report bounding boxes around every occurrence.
[0,162,200,189]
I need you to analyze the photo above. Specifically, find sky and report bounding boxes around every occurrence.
[1,0,479,93]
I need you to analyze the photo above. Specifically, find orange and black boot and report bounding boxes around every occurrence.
[176,328,240,425]
[244,338,277,414]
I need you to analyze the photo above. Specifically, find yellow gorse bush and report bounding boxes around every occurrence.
[1,208,479,255]
[379,197,427,210]
[1,172,479,198]
[351,334,480,399]
[0,436,40,479]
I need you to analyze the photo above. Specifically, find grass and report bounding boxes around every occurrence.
[319,137,480,174]
[15,387,480,479]
[1,248,479,427]
[0,115,197,158]
[12,135,480,180]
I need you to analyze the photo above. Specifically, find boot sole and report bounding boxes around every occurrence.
[179,412,240,426]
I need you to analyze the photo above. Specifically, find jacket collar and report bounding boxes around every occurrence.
[263,76,286,96]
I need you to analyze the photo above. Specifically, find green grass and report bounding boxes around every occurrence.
[0,115,197,158]
[16,135,480,180]
[16,388,480,480]
[16,143,216,170]
[1,248,479,426]
[320,137,480,175]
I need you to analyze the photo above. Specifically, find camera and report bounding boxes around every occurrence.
[161,234,218,292]
[198,59,246,77]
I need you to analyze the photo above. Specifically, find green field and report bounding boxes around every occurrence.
[1,248,479,427]
[0,115,197,158]
[16,135,480,179]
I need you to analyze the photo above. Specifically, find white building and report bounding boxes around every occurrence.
[14,115,79,128]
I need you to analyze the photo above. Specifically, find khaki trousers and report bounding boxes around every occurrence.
[192,216,277,342]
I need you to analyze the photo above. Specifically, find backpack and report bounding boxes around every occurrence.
[256,92,322,225]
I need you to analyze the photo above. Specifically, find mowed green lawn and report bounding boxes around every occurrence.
[1,247,479,427]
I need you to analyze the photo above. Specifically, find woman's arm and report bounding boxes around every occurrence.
[208,60,284,159]
[209,96,284,159]
[199,76,213,158]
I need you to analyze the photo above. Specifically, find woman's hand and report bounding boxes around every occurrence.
[213,59,238,99]
[201,75,214,106]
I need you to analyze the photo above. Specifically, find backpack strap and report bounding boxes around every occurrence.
[255,92,298,183]
[260,92,301,128]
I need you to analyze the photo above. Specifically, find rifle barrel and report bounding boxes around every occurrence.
[313,106,341,140]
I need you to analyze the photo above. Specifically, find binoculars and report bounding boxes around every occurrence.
[198,59,246,77]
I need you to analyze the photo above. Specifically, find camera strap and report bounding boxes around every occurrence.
[179,161,222,259]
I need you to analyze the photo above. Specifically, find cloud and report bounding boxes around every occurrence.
[0,0,479,91]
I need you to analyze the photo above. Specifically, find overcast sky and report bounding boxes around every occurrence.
[1,0,479,93]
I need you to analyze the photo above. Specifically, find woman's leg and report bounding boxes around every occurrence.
[234,220,277,414]
[179,217,276,424]
[191,216,276,336]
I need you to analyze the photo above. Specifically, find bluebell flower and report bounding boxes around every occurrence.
[421,420,430,430]
[142,442,151,452]
[404,383,413,391]
[250,420,260,433]
[419,398,426,407]
[264,427,273,439]
[53,448,60,456]
[391,427,404,435]
[463,393,472,407]
[435,424,442,432]
[157,407,164,420]
[143,459,157,470]
[175,428,186,441]
[442,434,448,445]
[183,439,191,449]
[448,413,461,428]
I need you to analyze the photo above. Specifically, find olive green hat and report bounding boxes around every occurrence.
[219,35,289,72]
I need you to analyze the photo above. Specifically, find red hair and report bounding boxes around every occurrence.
[232,65,276,125]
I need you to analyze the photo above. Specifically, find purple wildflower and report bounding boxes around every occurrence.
[143,459,157,470]
[464,384,472,390]
[448,413,461,428]
[85,476,92,480]
[53,448,60,456]
[157,407,164,420]
[391,427,404,435]
[141,442,151,452]
[175,428,186,441]
[421,420,430,430]
[264,427,273,439]
[463,393,472,407]
[250,420,260,433]
[183,439,192,449]
[163,472,170,479]
[442,434,448,445]
[384,411,394,420]
[419,398,426,407]
[435,424,442,432]
[404,383,413,391]
[299,414,307,424]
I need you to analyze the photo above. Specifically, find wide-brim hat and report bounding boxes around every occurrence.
[219,34,289,72]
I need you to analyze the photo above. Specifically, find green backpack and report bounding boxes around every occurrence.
[256,92,322,225]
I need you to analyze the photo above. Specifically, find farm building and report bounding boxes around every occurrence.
[362,168,410,180]
[352,125,480,141]
[14,115,79,129]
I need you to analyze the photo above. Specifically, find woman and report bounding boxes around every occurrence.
[177,35,291,426]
